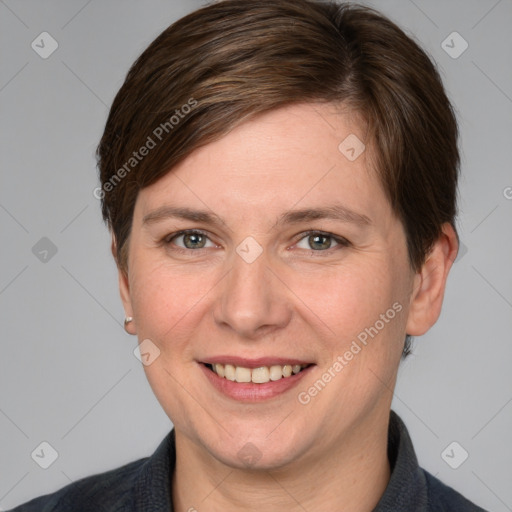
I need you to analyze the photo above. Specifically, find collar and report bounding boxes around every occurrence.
[130,411,434,511]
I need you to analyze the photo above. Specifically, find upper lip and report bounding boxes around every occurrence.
[200,356,314,369]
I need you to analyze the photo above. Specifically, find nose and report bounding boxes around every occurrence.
[213,247,292,340]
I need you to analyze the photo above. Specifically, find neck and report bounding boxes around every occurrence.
[172,410,392,512]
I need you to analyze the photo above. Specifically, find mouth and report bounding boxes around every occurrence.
[199,358,315,402]
[204,362,310,384]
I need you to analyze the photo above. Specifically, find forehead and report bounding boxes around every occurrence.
[135,102,390,227]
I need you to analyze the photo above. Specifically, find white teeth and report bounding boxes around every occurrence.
[224,364,236,381]
[251,366,270,384]
[208,362,308,383]
[235,366,251,383]
[269,365,283,381]
[214,363,225,378]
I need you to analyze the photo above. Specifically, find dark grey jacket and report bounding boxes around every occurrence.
[8,411,488,511]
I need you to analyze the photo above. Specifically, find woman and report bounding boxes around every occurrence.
[9,0,487,510]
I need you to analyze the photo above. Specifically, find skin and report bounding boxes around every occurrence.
[118,102,458,512]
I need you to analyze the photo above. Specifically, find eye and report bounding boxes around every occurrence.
[166,230,216,250]
[295,231,348,251]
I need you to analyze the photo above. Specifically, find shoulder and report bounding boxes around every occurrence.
[424,470,489,512]
[7,430,175,512]
[7,457,148,512]
[380,411,488,512]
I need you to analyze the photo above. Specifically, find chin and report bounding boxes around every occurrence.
[194,420,313,471]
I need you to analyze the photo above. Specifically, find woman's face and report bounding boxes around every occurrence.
[120,103,417,470]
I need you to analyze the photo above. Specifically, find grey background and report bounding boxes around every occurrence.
[0,0,511,510]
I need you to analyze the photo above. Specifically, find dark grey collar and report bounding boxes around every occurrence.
[130,411,484,512]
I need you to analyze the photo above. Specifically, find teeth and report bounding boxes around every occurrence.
[235,366,251,383]
[224,364,236,381]
[269,365,283,381]
[208,363,308,384]
[214,363,225,378]
[252,366,270,384]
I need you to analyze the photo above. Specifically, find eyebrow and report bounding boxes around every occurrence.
[277,205,371,227]
[142,204,371,228]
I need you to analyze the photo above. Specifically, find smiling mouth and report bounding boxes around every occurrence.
[204,363,311,384]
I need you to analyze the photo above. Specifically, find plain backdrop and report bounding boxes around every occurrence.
[1,1,511,510]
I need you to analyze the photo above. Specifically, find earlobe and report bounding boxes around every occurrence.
[405,223,459,336]
[112,235,137,335]
[119,269,137,335]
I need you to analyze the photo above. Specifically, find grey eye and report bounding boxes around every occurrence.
[296,233,339,251]
[171,231,214,249]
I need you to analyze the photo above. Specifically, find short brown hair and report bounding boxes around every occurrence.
[96,0,460,355]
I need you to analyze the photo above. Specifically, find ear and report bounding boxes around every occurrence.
[111,236,137,335]
[406,223,459,336]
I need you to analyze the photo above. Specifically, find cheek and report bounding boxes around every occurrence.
[302,264,409,399]
[128,261,214,353]
[288,262,407,426]
[127,261,217,426]
[294,261,407,346]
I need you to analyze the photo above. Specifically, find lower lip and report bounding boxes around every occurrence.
[200,363,314,402]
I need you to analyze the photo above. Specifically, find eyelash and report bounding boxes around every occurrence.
[163,229,350,256]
